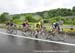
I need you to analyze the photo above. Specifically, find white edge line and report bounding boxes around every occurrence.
[0,32,75,46]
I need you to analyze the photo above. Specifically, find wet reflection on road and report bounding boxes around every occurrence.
[0,34,75,53]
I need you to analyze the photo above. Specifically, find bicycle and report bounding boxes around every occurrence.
[22,26,33,37]
[46,28,66,41]
[33,27,48,39]
[6,25,17,35]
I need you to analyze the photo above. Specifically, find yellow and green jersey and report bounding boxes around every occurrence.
[34,22,42,30]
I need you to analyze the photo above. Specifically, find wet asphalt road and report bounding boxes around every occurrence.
[0,28,75,53]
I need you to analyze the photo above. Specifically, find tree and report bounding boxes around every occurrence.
[25,14,35,22]
[32,15,42,22]
[43,12,49,19]
[0,12,12,23]
[72,6,75,12]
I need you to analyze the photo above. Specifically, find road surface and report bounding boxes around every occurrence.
[0,28,75,53]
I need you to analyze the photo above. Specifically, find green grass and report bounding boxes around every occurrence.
[0,23,75,32]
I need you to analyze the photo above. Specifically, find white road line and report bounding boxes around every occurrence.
[0,32,75,46]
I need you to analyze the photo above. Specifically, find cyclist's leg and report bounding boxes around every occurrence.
[22,27,27,36]
[40,28,46,36]
[13,25,17,34]
[58,27,66,41]
[7,25,11,31]
[7,25,13,34]
[6,25,9,32]
[35,28,40,38]
[35,30,38,38]
[24,27,26,32]
[10,26,14,32]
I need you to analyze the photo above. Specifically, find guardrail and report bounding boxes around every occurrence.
[61,26,75,28]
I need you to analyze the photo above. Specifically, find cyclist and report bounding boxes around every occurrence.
[52,22,60,34]
[22,20,29,32]
[34,23,41,38]
[34,20,46,38]
[52,20,64,33]
[51,20,65,41]
[6,21,14,29]
[35,20,44,31]
[6,20,17,33]
[46,22,60,40]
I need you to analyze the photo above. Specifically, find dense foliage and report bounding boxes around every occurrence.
[0,6,75,25]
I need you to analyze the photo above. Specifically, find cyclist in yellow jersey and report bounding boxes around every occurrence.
[34,20,47,38]
[35,20,44,31]
[35,23,41,31]
[34,22,42,38]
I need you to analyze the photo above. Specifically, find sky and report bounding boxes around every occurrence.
[0,0,75,14]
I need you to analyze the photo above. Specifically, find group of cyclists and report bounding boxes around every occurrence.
[5,19,64,40]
